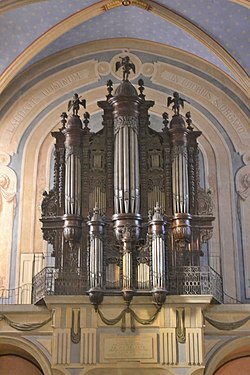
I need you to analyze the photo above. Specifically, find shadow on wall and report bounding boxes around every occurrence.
[0,355,43,375]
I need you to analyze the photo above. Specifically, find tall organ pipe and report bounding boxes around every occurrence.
[88,205,105,289]
[149,204,166,290]
[169,115,192,259]
[172,149,189,214]
[113,115,139,215]
[63,115,84,249]
[109,81,143,295]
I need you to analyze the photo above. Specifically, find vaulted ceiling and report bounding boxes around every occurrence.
[0,0,249,93]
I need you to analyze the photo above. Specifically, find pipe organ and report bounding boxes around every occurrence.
[41,56,215,306]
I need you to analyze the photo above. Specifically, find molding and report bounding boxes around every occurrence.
[0,336,52,375]
[205,336,250,375]
[1,53,249,156]
[0,0,47,13]
[230,0,250,8]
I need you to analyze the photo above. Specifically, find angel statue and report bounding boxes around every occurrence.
[167,92,189,116]
[68,93,86,115]
[115,56,135,81]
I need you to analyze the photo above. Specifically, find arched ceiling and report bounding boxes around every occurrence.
[0,0,249,93]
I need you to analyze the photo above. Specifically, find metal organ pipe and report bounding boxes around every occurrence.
[88,205,104,289]
[130,127,135,213]
[169,115,192,260]
[114,115,139,215]
[109,81,143,299]
[172,149,189,214]
[149,204,166,291]
[63,114,84,250]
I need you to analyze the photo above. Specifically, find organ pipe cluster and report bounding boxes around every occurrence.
[40,56,214,307]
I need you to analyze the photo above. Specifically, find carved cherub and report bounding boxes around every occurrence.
[115,56,135,81]
[68,93,86,115]
[167,92,189,116]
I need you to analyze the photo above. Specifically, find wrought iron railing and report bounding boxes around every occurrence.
[0,283,32,304]
[32,267,88,304]
[32,267,55,304]
[31,265,223,304]
[168,266,223,303]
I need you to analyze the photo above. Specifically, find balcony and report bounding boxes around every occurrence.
[31,265,223,305]
[168,266,223,303]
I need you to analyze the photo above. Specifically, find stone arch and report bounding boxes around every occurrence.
[205,336,250,375]
[0,336,52,375]
[1,41,248,299]
[1,1,247,92]
[187,368,205,375]
[1,40,248,156]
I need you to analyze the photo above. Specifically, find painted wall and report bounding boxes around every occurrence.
[0,40,249,302]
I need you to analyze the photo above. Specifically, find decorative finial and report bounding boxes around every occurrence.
[83,112,90,130]
[68,93,86,116]
[167,92,189,116]
[115,56,135,81]
[185,111,193,130]
[60,112,68,129]
[138,79,145,100]
[106,80,113,100]
[162,112,169,130]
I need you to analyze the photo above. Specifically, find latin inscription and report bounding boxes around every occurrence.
[8,70,87,133]
[160,70,247,137]
[103,336,153,360]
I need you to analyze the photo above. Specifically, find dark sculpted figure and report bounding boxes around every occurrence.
[115,56,135,81]
[167,92,189,115]
[68,93,86,115]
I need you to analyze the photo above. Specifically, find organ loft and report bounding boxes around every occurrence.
[36,56,220,308]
